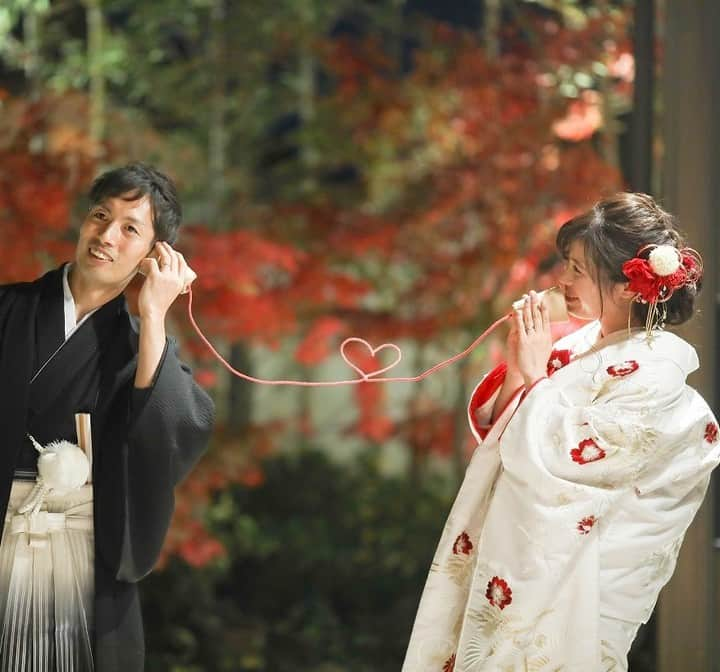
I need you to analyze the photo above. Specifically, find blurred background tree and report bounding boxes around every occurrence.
[0,0,642,669]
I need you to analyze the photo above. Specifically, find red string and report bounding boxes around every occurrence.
[185,289,510,386]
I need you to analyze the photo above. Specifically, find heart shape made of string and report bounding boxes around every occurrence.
[340,338,403,380]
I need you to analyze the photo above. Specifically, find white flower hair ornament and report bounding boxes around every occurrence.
[17,435,90,516]
[647,245,682,276]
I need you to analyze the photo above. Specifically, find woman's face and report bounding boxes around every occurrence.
[557,240,611,320]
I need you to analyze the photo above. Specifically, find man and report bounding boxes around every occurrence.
[0,163,215,671]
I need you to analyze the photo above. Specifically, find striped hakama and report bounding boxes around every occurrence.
[0,481,94,672]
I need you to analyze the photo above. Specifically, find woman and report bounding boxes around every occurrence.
[402,193,720,672]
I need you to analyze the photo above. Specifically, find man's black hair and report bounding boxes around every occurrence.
[88,162,182,244]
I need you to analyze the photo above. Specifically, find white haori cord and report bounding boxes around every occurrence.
[17,435,90,519]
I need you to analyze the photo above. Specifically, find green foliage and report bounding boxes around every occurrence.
[142,449,455,671]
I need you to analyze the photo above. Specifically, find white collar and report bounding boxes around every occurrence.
[62,264,99,340]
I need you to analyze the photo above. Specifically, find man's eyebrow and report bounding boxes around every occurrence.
[122,215,146,227]
[91,203,147,227]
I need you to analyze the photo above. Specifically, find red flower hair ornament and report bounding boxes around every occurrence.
[622,244,702,335]
[622,245,702,305]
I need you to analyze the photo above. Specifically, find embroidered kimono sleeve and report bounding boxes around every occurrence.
[467,362,527,444]
[116,338,214,581]
[503,356,718,492]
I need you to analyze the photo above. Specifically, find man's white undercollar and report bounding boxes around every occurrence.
[62,264,99,341]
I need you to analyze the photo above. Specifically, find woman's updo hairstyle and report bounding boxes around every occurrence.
[556,192,700,326]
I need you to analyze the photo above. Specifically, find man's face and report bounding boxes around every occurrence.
[74,194,156,290]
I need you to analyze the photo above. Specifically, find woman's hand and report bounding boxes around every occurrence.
[510,290,553,387]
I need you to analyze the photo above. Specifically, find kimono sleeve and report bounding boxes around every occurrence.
[116,338,215,581]
[501,356,719,494]
[0,287,10,353]
[467,362,526,445]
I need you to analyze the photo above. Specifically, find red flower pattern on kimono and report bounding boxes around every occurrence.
[485,576,513,610]
[442,654,456,672]
[577,516,597,534]
[570,438,606,465]
[547,348,572,376]
[606,360,639,377]
[704,422,718,444]
[452,531,473,555]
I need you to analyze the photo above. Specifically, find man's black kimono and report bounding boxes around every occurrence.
[0,266,214,671]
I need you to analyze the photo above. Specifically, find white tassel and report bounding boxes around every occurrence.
[17,435,90,515]
[17,479,49,516]
[37,440,90,494]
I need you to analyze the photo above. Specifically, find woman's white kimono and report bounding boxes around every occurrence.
[402,322,720,672]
